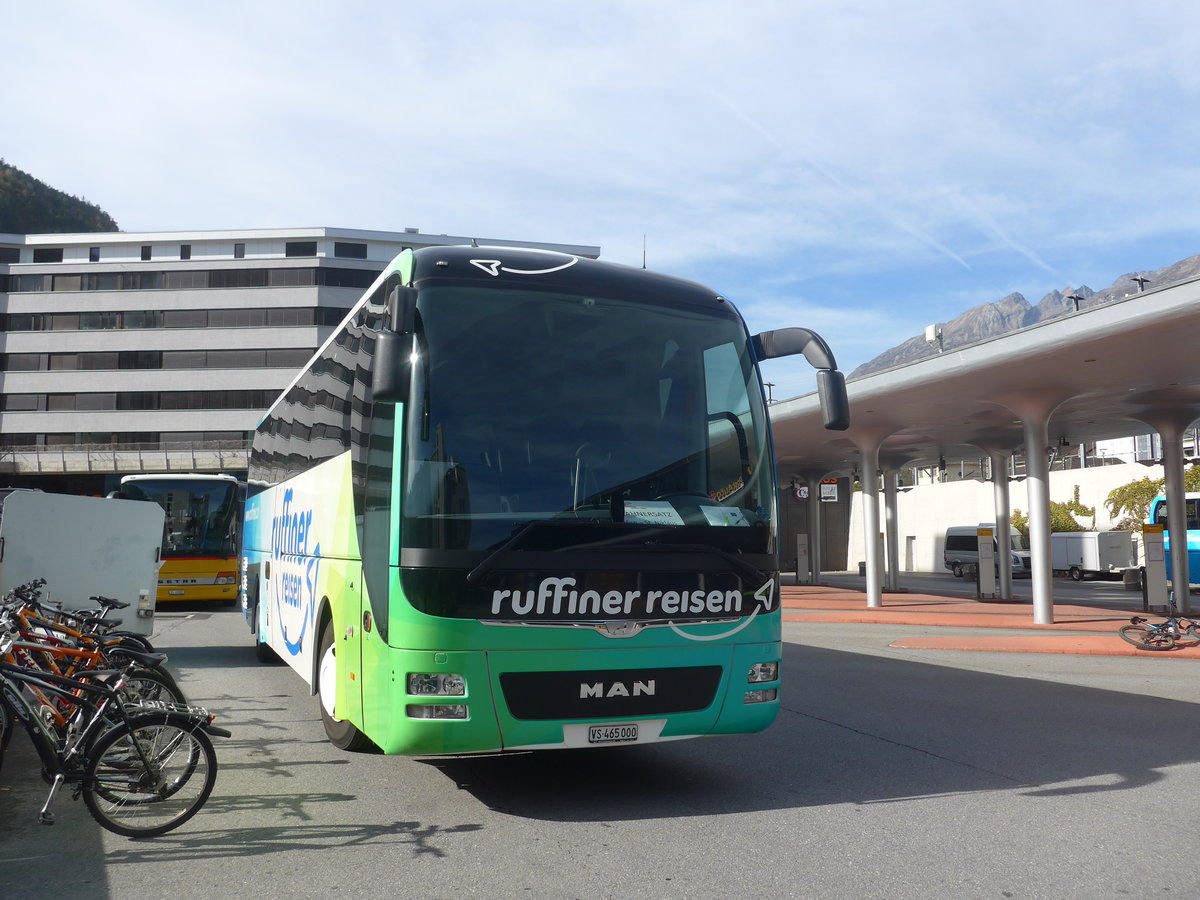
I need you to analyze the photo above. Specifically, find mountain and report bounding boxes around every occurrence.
[850,252,1200,378]
[0,160,118,234]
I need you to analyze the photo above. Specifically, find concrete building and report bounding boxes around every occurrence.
[0,226,599,493]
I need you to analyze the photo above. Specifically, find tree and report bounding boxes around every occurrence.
[1012,485,1095,535]
[1104,466,1200,531]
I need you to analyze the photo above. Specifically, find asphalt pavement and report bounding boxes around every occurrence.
[2,598,1199,899]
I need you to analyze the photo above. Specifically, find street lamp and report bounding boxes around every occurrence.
[1131,275,1150,292]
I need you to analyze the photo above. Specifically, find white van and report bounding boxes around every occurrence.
[943,525,1032,578]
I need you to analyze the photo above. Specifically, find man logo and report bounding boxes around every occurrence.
[579,680,656,699]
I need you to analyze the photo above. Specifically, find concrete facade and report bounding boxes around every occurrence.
[844,461,1160,573]
[0,226,599,491]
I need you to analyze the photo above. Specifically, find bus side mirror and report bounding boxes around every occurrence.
[388,286,418,334]
[816,369,850,431]
[372,331,412,404]
[752,327,851,431]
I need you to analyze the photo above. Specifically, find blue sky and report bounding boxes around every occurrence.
[5,0,1199,398]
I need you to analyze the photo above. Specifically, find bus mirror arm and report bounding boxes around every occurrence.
[751,327,850,431]
[371,331,412,404]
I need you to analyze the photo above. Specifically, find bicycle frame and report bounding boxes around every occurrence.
[0,646,218,827]
[0,651,117,775]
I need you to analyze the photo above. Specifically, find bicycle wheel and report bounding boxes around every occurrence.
[82,713,216,838]
[120,668,187,706]
[1118,623,1176,651]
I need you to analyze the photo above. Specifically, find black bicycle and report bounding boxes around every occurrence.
[0,628,229,838]
[1118,592,1200,651]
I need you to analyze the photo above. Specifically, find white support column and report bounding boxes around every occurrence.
[1021,417,1054,624]
[859,443,883,608]
[1156,420,1192,615]
[990,449,1014,601]
[883,468,901,591]
[807,476,823,586]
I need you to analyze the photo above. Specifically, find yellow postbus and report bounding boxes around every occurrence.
[116,474,242,604]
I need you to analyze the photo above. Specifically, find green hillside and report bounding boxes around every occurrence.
[0,160,118,234]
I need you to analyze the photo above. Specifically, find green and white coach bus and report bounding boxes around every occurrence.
[241,245,848,755]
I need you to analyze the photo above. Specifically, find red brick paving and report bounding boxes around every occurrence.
[780,584,1200,659]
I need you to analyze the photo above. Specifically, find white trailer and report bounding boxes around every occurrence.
[1050,531,1135,581]
[0,490,165,635]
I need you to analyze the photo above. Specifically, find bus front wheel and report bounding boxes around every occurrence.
[317,619,375,752]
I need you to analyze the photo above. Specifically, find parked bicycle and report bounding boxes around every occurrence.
[3,581,185,727]
[0,612,229,838]
[1118,592,1200,651]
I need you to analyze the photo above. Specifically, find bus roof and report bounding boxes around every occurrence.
[255,244,738,428]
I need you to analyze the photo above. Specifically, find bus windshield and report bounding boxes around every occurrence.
[401,285,774,556]
[121,478,241,558]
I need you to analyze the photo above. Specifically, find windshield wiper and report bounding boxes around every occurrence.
[572,538,770,586]
[465,518,609,584]
[466,524,770,587]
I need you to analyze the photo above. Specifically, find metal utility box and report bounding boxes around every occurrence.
[1050,531,1135,581]
[0,491,164,634]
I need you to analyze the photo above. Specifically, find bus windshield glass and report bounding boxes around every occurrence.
[402,284,775,556]
[121,478,241,558]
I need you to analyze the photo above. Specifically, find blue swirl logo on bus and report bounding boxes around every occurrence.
[271,488,321,657]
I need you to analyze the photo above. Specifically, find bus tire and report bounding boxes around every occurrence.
[317,619,375,752]
[250,600,280,663]
[254,637,280,664]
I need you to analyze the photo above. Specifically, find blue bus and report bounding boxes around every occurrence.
[1149,492,1200,583]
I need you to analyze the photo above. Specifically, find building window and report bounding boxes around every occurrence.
[2,354,47,371]
[0,247,19,263]
[50,313,80,330]
[1,394,41,411]
[82,273,120,291]
[234,242,246,259]
[333,242,368,259]
[89,247,101,262]
[51,275,82,292]
[32,248,64,263]
[141,245,152,261]
[79,311,120,329]
[75,393,118,410]
[161,309,208,328]
[285,241,317,258]
[161,270,209,289]
[180,244,192,260]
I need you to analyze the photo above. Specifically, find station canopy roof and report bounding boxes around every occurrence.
[768,271,1200,479]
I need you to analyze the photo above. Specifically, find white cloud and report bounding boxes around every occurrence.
[4,0,1200,379]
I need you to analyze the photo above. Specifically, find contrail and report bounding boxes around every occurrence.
[710,90,972,270]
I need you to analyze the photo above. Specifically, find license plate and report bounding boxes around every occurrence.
[588,723,639,744]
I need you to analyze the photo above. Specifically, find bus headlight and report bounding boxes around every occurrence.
[406,704,469,720]
[407,673,466,696]
[215,572,237,585]
[747,662,778,683]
